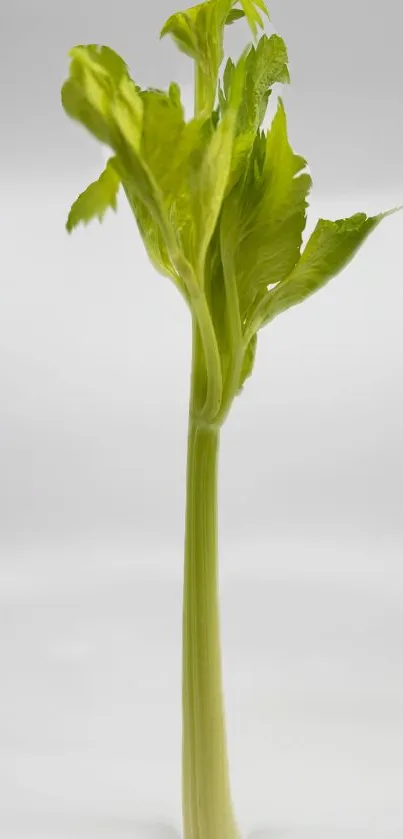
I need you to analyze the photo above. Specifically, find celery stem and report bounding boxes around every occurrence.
[182,327,239,839]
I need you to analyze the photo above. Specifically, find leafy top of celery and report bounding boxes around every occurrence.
[61,0,401,426]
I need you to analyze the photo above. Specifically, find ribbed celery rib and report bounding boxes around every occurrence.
[182,330,239,839]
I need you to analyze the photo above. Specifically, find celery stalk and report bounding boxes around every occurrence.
[182,323,239,839]
[61,4,401,837]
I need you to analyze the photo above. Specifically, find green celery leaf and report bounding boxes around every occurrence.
[190,49,248,277]
[124,86,203,264]
[225,9,246,25]
[62,42,249,296]
[66,157,121,232]
[220,35,290,196]
[62,45,144,151]
[238,332,257,392]
[123,183,189,300]
[61,75,112,146]
[223,57,235,99]
[241,34,290,130]
[240,0,270,35]
[62,45,200,298]
[223,17,284,120]
[160,1,269,113]
[258,207,403,326]
[139,85,186,195]
[68,44,129,84]
[220,97,312,323]
[129,50,248,277]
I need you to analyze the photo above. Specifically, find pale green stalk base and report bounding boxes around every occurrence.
[182,324,239,839]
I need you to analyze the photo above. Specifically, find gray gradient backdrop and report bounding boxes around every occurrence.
[1,1,402,837]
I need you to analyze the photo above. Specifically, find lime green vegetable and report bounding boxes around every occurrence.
[61,2,401,838]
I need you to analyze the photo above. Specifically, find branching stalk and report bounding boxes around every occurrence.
[191,294,224,423]
[215,225,245,424]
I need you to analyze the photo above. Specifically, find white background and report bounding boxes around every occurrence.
[1,0,403,835]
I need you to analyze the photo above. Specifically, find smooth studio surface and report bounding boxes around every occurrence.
[1,0,403,836]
